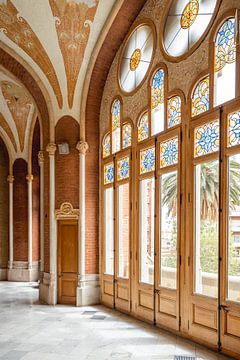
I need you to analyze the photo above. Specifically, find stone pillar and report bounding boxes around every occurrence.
[76,141,100,306]
[7,175,14,271]
[38,151,44,277]
[39,143,57,304]
[26,174,34,270]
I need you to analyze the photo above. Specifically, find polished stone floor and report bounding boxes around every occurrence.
[0,282,234,360]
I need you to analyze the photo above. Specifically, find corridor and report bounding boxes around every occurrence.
[0,282,232,360]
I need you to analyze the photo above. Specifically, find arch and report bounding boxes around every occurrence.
[0,42,51,144]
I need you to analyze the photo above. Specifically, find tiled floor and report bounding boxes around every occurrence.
[0,282,234,360]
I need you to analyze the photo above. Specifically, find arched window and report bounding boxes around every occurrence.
[102,133,111,158]
[111,99,121,153]
[214,18,236,106]
[191,75,210,117]
[167,95,181,128]
[122,122,132,149]
[137,111,149,142]
[151,69,165,135]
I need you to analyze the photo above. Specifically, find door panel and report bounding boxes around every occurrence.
[57,220,78,305]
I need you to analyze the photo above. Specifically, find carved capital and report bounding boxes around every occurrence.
[26,174,34,183]
[76,141,89,155]
[38,150,44,164]
[7,175,14,183]
[46,143,57,156]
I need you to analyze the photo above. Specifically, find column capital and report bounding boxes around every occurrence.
[7,175,14,183]
[38,150,44,164]
[76,141,89,155]
[26,174,34,183]
[46,143,57,155]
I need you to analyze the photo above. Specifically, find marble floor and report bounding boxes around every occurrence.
[0,282,234,360]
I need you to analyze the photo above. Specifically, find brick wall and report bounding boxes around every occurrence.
[32,120,40,262]
[55,116,79,209]
[13,158,28,262]
[0,139,9,268]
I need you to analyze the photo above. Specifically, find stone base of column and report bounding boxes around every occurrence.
[0,268,7,280]
[39,272,57,305]
[76,274,100,306]
[7,261,39,282]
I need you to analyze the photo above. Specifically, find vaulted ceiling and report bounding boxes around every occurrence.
[0,0,116,122]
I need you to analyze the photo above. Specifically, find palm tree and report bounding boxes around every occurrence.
[162,160,240,218]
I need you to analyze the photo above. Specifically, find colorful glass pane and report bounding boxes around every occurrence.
[151,69,164,110]
[103,133,111,158]
[168,96,181,128]
[215,18,236,73]
[160,137,178,168]
[122,123,132,149]
[192,76,210,117]
[180,0,199,29]
[112,99,121,131]
[117,156,130,181]
[104,163,114,185]
[194,120,219,158]
[228,111,240,147]
[140,147,155,174]
[138,112,149,142]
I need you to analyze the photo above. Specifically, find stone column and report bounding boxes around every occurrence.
[47,143,57,303]
[26,174,34,271]
[76,141,99,306]
[38,151,44,276]
[7,175,14,270]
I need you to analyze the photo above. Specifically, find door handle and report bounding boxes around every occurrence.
[220,304,229,313]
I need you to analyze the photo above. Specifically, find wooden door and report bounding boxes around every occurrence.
[220,106,240,357]
[114,153,131,313]
[155,129,181,332]
[57,220,78,305]
[187,113,220,348]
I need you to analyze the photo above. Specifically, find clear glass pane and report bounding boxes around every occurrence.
[227,154,240,302]
[118,183,130,279]
[140,178,155,284]
[194,160,219,297]
[160,171,178,289]
[104,188,114,275]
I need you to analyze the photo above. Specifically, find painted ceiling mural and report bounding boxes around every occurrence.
[0,0,115,120]
[0,68,35,160]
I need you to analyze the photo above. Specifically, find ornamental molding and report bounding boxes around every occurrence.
[46,143,57,155]
[76,141,89,155]
[55,202,79,220]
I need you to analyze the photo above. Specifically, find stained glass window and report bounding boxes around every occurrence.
[191,76,210,117]
[228,111,240,147]
[119,25,154,93]
[151,69,165,135]
[117,156,130,181]
[140,147,155,174]
[112,99,121,153]
[168,96,181,128]
[138,112,149,142]
[160,137,179,168]
[164,0,218,58]
[194,120,219,158]
[214,18,236,106]
[122,123,132,149]
[103,133,111,158]
[104,162,114,185]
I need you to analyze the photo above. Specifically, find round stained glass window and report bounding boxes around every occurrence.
[119,24,154,93]
[163,0,218,58]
